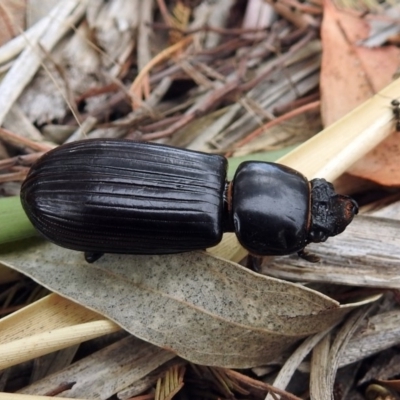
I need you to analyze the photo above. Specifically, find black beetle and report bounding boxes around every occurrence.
[20,139,358,264]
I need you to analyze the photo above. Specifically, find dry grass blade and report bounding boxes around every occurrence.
[0,320,120,370]
[154,365,185,400]
[129,36,193,107]
[310,333,331,400]
[0,127,54,152]
[310,305,373,399]
[265,328,334,400]
[339,310,400,368]
[0,293,119,370]
[225,369,303,400]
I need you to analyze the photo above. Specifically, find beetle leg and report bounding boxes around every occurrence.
[246,255,263,272]
[84,252,104,263]
[297,249,320,263]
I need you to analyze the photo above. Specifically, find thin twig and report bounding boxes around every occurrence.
[225,100,321,157]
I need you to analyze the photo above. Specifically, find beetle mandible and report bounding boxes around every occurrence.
[20,139,358,264]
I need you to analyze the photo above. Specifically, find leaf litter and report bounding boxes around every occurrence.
[0,0,400,399]
[0,240,354,368]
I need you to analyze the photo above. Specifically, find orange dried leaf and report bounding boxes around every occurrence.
[320,0,400,126]
[0,0,25,47]
[349,132,400,186]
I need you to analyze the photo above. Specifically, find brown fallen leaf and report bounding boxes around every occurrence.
[348,131,400,186]
[320,0,400,186]
[0,239,354,368]
[0,0,25,47]
[320,0,400,125]
[375,379,400,392]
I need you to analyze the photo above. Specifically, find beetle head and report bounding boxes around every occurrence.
[308,178,358,243]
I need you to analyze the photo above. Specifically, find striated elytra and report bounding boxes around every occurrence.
[20,139,358,263]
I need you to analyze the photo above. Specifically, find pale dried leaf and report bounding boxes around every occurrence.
[310,333,331,400]
[339,310,400,368]
[323,307,372,397]
[265,328,332,400]
[18,336,174,400]
[263,216,400,288]
[0,239,353,368]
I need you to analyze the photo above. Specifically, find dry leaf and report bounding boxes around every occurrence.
[0,0,25,47]
[263,216,400,289]
[348,132,400,186]
[18,336,175,399]
[320,0,400,186]
[320,0,400,125]
[375,379,400,392]
[0,239,352,368]
[340,310,400,368]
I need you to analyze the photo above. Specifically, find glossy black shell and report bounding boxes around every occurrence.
[21,139,227,254]
[232,162,310,255]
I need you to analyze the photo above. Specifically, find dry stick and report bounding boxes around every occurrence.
[225,100,321,157]
[238,30,316,93]
[225,370,302,400]
[0,153,44,170]
[140,115,181,132]
[151,22,273,36]
[142,79,240,140]
[156,0,174,27]
[273,92,320,115]
[129,36,193,107]
[149,37,249,86]
[282,0,322,14]
[266,0,318,29]
[0,127,54,153]
[0,170,27,183]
